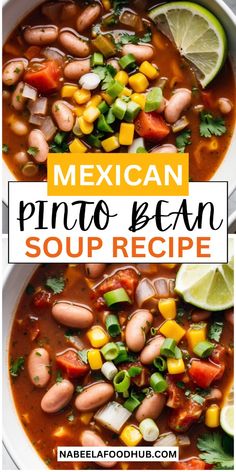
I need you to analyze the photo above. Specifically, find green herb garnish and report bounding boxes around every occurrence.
[45,276,65,294]
[176,129,191,153]
[10,356,25,377]
[197,432,234,469]
[200,111,226,138]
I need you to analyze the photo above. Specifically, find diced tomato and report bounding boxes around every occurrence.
[93,268,139,310]
[176,458,207,470]
[188,360,222,388]
[24,60,61,93]
[166,379,185,408]
[135,111,170,141]
[24,45,42,60]
[56,350,89,378]
[168,397,203,432]
[121,362,150,387]
[201,91,215,108]
[20,316,40,341]
[209,344,226,380]
[32,290,52,308]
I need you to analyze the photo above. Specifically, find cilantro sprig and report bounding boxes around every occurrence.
[92,64,116,90]
[200,111,226,138]
[176,129,191,153]
[10,356,25,377]
[197,432,234,469]
[45,276,65,294]
[116,31,152,50]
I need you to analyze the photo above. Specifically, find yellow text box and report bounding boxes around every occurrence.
[47,153,189,196]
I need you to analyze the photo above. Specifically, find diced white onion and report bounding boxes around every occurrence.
[30,97,48,116]
[43,47,65,64]
[22,83,37,101]
[128,137,144,153]
[40,116,57,141]
[29,114,45,126]
[177,435,191,446]
[154,432,177,447]
[101,361,118,381]
[136,278,156,308]
[94,401,131,433]
[79,73,101,90]
[139,418,159,442]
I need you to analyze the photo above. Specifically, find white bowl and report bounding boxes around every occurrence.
[2,0,236,204]
[229,209,236,232]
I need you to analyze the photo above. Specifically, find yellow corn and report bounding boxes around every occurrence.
[86,94,102,108]
[209,138,219,151]
[119,123,134,146]
[87,326,109,348]
[74,88,91,105]
[159,320,186,343]
[78,116,94,134]
[120,425,142,446]
[131,93,146,110]
[69,138,87,153]
[115,71,129,85]
[158,299,176,320]
[121,463,129,470]
[83,106,100,123]
[167,358,185,375]
[120,86,132,97]
[102,0,111,11]
[129,73,149,93]
[139,61,159,80]
[87,349,103,369]
[161,264,177,269]
[186,324,207,351]
[53,426,70,438]
[205,404,220,428]
[61,85,78,98]
[74,105,86,117]
[101,91,114,105]
[80,412,94,425]
[101,136,120,152]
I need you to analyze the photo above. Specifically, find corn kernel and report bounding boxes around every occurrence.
[129,73,149,93]
[159,320,186,343]
[83,106,100,123]
[186,324,207,351]
[205,404,220,428]
[159,299,176,320]
[78,116,94,134]
[115,71,129,85]
[87,326,110,348]
[61,85,78,98]
[69,138,87,153]
[80,412,94,425]
[101,91,114,105]
[120,86,132,97]
[120,425,142,446]
[119,123,135,146]
[121,463,129,470]
[139,61,159,80]
[161,264,177,269]
[74,105,86,117]
[86,94,102,108]
[209,138,219,151]
[167,358,185,374]
[53,426,70,438]
[74,88,91,105]
[87,349,103,369]
[101,136,120,152]
[102,0,111,11]
[131,93,146,110]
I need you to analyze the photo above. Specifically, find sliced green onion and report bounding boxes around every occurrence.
[97,114,113,133]
[91,52,104,67]
[125,101,141,122]
[103,287,131,308]
[86,134,102,148]
[106,108,116,124]
[98,100,109,114]
[107,80,124,99]
[92,34,116,58]
[150,327,158,336]
[128,366,142,377]
[160,338,176,357]
[119,53,136,70]
[193,341,215,358]
[174,346,182,359]
[101,342,119,360]
[139,418,159,442]
[113,342,128,364]
[145,87,163,112]
[112,98,127,120]
[124,395,141,412]
[113,370,131,393]
[150,372,168,393]
[101,361,118,380]
[105,314,121,337]
[153,356,167,372]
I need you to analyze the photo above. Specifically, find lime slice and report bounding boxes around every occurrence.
[149,2,227,87]
[175,242,234,310]
[220,405,234,436]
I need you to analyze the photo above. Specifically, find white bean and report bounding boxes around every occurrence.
[24,25,58,46]
[41,379,74,413]
[28,348,50,387]
[140,335,165,364]
[52,301,94,328]
[80,431,117,468]
[125,309,153,352]
[64,59,91,80]
[121,44,154,63]
[75,383,114,412]
[28,129,49,163]
[59,30,90,57]
[11,81,26,111]
[164,88,191,124]
[135,393,166,422]
[52,100,74,131]
[151,144,177,153]
[76,4,101,33]
[85,264,106,279]
[218,97,233,114]
[3,60,25,86]
[11,120,28,136]
[79,73,101,90]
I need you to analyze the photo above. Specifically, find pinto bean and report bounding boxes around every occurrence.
[218,98,233,114]
[3,60,25,86]
[205,388,222,402]
[225,308,234,326]
[125,309,153,352]
[107,59,120,72]
[41,379,74,413]
[42,2,63,21]
[28,129,49,163]
[14,151,29,167]
[164,88,191,124]
[59,31,90,57]
[135,393,166,422]
[76,4,101,33]
[52,301,93,328]
[151,144,177,153]
[80,430,117,468]
[85,264,106,279]
[191,309,211,323]
[75,382,114,411]
[11,81,26,111]
[52,100,74,131]
[121,44,154,63]
[140,335,165,365]
[28,348,50,387]
[64,59,91,80]
[61,2,78,20]
[11,119,28,136]
[24,25,58,46]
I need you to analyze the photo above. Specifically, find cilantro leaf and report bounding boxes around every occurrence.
[197,432,234,469]
[176,129,191,153]
[208,320,223,342]
[113,0,129,16]
[78,349,89,364]
[27,146,39,158]
[116,31,152,50]
[200,111,226,138]
[10,356,25,377]
[56,370,63,383]
[2,144,9,153]
[92,65,116,90]
[45,276,65,294]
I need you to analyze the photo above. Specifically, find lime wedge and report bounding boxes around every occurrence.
[149,1,227,87]
[220,405,234,437]
[175,242,234,311]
